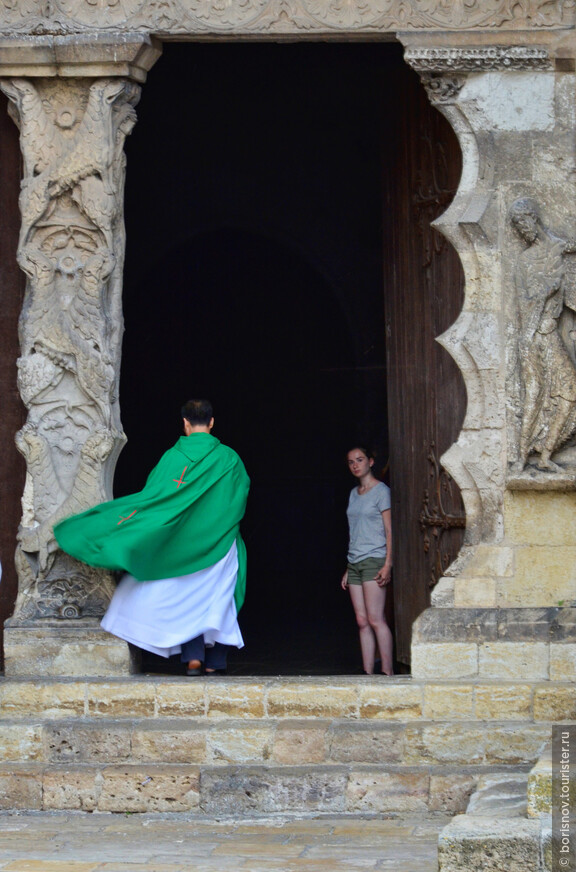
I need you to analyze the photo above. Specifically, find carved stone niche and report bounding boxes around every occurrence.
[0,36,160,676]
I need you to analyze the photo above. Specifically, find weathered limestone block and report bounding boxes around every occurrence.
[43,721,131,763]
[466,773,528,818]
[479,641,549,680]
[405,722,547,767]
[3,620,138,677]
[438,815,541,872]
[200,766,347,815]
[86,681,156,718]
[206,723,274,765]
[404,724,486,765]
[454,577,497,608]
[534,684,576,721]
[207,682,266,719]
[0,680,86,719]
[266,684,356,719]
[505,491,576,546]
[357,682,423,720]
[272,722,327,765]
[346,770,429,814]
[527,746,552,818]
[422,684,475,720]
[155,681,206,718]
[500,547,576,607]
[483,725,549,765]
[132,722,208,764]
[550,642,576,680]
[0,765,43,810]
[327,723,404,764]
[431,577,455,607]
[98,764,200,812]
[411,643,479,679]
[43,766,101,811]
[429,773,477,814]
[0,723,42,761]
[474,684,532,720]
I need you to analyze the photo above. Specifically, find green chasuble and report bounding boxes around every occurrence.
[54,433,250,611]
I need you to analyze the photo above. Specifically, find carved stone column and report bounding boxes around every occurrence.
[400,34,576,680]
[0,35,160,676]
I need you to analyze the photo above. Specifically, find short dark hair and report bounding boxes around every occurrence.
[181,399,213,426]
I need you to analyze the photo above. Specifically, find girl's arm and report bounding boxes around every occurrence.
[375,509,392,587]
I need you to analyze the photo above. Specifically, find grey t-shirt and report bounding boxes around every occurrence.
[347,482,391,563]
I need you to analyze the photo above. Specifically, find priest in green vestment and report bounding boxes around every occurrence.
[54,399,250,675]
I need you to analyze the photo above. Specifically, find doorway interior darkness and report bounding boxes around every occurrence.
[116,41,404,675]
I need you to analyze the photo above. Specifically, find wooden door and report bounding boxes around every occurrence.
[0,91,26,667]
[383,64,466,668]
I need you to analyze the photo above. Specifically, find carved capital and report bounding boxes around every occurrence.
[420,74,466,105]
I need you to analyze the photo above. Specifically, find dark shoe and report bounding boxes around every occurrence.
[205,668,227,676]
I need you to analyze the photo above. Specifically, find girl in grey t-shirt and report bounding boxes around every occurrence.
[341,446,393,675]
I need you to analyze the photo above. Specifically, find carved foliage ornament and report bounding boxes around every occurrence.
[405,46,552,73]
[2,76,139,619]
[0,0,573,34]
[420,74,465,105]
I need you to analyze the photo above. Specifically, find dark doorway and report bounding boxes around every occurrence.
[116,42,392,674]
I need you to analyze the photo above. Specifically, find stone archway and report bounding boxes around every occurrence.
[0,5,574,684]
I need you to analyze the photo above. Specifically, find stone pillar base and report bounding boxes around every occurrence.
[3,619,140,677]
[411,607,576,681]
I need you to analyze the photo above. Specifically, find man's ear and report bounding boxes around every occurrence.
[209,417,215,431]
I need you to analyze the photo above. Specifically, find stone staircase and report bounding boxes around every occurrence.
[438,747,554,871]
[0,674,567,815]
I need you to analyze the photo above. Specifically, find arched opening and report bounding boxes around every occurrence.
[115,226,382,673]
[115,40,464,674]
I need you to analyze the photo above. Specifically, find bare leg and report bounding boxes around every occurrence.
[348,584,376,673]
[362,580,394,675]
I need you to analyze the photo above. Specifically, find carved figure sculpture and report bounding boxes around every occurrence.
[509,198,576,473]
[1,77,139,619]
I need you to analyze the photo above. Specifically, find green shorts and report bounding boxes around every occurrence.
[347,557,386,585]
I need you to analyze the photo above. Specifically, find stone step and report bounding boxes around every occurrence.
[438,814,543,872]
[527,744,552,817]
[1,675,574,722]
[0,716,550,768]
[0,760,518,815]
[438,762,551,871]
[0,675,566,817]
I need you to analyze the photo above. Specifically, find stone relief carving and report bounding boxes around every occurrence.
[508,198,576,477]
[405,46,552,74]
[0,0,572,35]
[1,76,139,619]
[420,75,465,106]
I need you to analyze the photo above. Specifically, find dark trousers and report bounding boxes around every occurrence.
[180,635,228,670]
